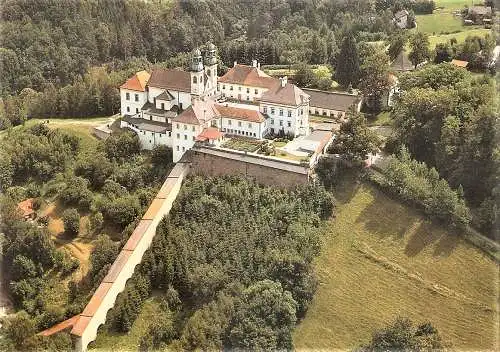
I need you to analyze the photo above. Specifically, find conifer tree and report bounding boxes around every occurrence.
[334,32,361,88]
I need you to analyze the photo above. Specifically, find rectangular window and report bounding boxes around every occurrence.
[176,133,180,139]
[161,103,165,110]
[279,109,283,116]
[228,119,232,125]
[184,125,187,130]
[184,135,187,140]
[280,120,283,126]
[192,136,195,141]
[135,94,139,102]
[287,110,292,117]
[271,119,274,124]
[176,146,179,151]
[271,107,275,114]
[182,147,185,151]
[223,85,226,90]
[246,96,249,101]
[287,121,291,127]
[126,92,130,100]
[169,132,171,137]
[253,132,256,137]
[248,123,251,128]
[177,123,180,129]
[254,89,258,94]
[192,126,195,132]
[263,107,267,114]
[238,121,242,127]
[246,88,250,93]
[238,86,242,91]
[126,106,130,112]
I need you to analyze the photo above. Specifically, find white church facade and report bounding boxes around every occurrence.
[119,43,310,162]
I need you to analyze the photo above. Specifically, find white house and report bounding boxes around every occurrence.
[259,77,310,137]
[120,71,150,116]
[218,60,276,102]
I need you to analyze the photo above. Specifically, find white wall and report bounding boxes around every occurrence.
[219,83,268,102]
[120,89,148,116]
[137,129,172,149]
[309,106,345,119]
[216,118,266,139]
[172,122,203,162]
[260,102,309,137]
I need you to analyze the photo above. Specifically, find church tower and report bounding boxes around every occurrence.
[190,48,204,96]
[204,42,218,95]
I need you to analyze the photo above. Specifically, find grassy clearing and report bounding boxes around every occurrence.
[222,137,263,152]
[428,28,491,48]
[91,295,166,351]
[367,111,392,127]
[414,0,490,48]
[293,181,499,350]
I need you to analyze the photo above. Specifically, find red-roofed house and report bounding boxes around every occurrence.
[120,70,150,116]
[218,61,276,102]
[17,198,36,220]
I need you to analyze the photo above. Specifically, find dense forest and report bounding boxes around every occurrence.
[1,0,476,127]
[90,176,334,350]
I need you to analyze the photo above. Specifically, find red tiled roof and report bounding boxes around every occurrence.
[147,68,191,92]
[215,104,266,123]
[38,315,80,337]
[195,127,224,142]
[219,64,276,89]
[17,198,35,217]
[451,59,468,68]
[71,316,92,337]
[143,198,164,220]
[103,250,132,283]
[260,82,309,106]
[120,70,150,92]
[123,220,152,251]
[80,282,112,317]
[173,99,219,125]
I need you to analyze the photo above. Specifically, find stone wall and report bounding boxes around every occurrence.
[187,147,310,188]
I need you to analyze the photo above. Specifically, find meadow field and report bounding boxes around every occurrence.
[415,0,491,48]
[293,181,499,350]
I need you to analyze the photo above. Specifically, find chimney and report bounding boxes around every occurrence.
[281,76,287,88]
[252,59,257,67]
[233,61,237,67]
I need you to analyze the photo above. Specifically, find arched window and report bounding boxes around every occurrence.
[193,76,197,83]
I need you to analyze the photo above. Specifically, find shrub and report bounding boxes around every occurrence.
[62,208,80,237]
[59,176,93,209]
[102,195,141,229]
[90,211,104,232]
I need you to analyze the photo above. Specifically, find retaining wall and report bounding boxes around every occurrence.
[188,147,310,188]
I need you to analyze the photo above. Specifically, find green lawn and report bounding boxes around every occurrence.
[222,137,263,152]
[293,181,498,350]
[428,28,491,48]
[414,0,491,48]
[367,111,393,127]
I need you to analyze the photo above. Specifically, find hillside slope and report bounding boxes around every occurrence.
[293,182,499,350]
